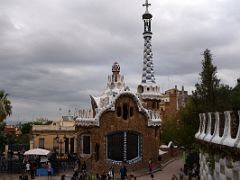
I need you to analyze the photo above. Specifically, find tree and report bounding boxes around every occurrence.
[215,84,232,111]
[0,122,7,151]
[231,78,240,111]
[161,117,179,144]
[0,90,12,122]
[21,122,33,135]
[193,49,220,112]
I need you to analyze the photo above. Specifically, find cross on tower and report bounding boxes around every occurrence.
[143,0,151,12]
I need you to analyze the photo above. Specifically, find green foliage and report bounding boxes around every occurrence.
[215,84,232,111]
[0,133,6,152]
[231,79,240,111]
[177,98,199,148]
[0,122,6,151]
[162,49,237,149]
[161,117,178,144]
[161,97,199,148]
[161,49,240,167]
[21,122,33,134]
[206,153,215,175]
[0,90,12,121]
[20,120,52,134]
[0,121,6,131]
[6,133,17,144]
[16,134,29,144]
[193,49,220,112]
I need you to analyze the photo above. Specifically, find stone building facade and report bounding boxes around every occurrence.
[30,116,76,156]
[75,62,161,173]
[160,86,188,120]
[75,1,161,173]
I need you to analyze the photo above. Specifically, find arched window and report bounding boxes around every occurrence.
[107,131,142,163]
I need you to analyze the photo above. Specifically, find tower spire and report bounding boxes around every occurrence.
[143,0,151,13]
[141,0,155,84]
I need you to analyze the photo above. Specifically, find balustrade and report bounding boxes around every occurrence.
[195,110,240,148]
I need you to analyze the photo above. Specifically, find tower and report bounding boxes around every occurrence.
[137,0,161,110]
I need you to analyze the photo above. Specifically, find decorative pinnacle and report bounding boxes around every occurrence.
[143,0,151,13]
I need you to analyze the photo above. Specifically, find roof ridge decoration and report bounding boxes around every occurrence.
[76,91,161,127]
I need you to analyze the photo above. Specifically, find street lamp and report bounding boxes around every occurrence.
[55,135,66,156]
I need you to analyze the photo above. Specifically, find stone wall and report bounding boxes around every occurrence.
[199,152,240,180]
[196,110,240,180]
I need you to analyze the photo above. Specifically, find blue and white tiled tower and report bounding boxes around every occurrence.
[138,0,161,102]
[142,0,155,84]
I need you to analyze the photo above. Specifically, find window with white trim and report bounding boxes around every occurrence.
[107,131,141,163]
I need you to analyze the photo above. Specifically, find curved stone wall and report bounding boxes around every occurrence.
[195,111,240,147]
[199,152,240,180]
[195,111,240,180]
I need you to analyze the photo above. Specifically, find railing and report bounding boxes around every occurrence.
[195,111,240,148]
[32,125,75,131]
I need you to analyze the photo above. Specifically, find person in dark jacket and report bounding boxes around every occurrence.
[120,164,127,180]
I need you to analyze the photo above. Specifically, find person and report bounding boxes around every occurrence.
[75,158,81,171]
[61,161,66,172]
[61,175,66,180]
[148,159,153,175]
[26,162,30,173]
[120,164,127,180]
[179,168,184,180]
[19,172,28,180]
[30,162,35,179]
[192,163,199,178]
[95,173,101,180]
[101,172,107,180]
[150,174,155,180]
[158,155,162,170]
[108,166,114,179]
[47,162,52,179]
[71,172,78,180]
[81,161,87,173]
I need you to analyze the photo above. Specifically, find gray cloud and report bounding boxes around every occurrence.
[1,0,240,123]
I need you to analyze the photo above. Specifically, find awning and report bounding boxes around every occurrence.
[24,148,51,156]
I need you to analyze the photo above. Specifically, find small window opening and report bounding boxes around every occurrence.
[95,143,99,161]
[130,107,133,117]
[123,103,128,120]
[83,135,91,154]
[117,107,121,117]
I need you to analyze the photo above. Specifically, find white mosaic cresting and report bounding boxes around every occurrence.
[195,111,240,148]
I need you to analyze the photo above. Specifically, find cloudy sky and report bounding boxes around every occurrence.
[1,0,240,123]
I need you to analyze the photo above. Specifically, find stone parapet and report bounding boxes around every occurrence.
[195,111,240,148]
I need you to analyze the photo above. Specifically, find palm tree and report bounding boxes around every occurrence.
[0,90,12,121]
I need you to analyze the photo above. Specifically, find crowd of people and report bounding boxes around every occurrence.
[171,165,199,180]
[60,161,138,180]
[19,159,52,180]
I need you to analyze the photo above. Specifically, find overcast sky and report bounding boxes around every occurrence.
[1,0,240,123]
